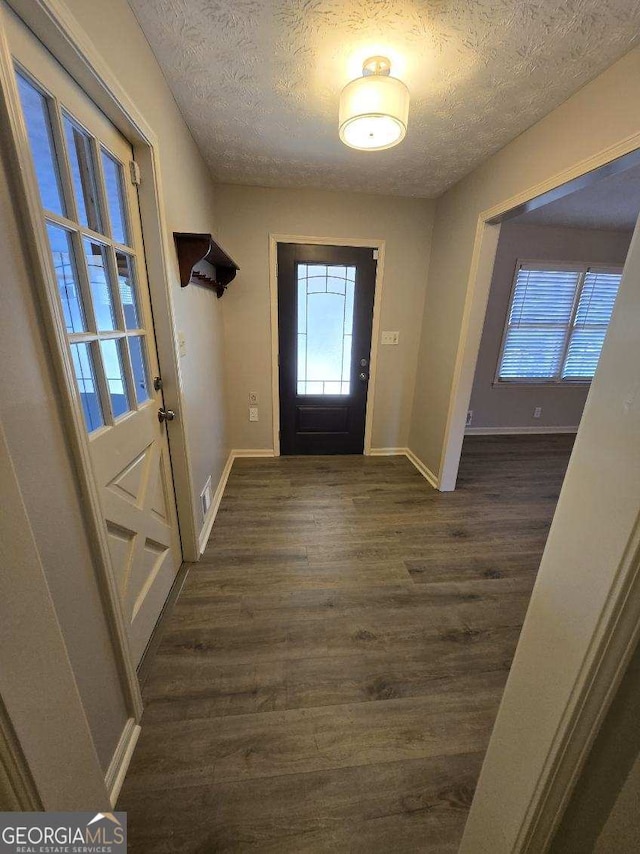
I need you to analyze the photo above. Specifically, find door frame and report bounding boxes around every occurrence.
[0,0,201,725]
[435,138,640,848]
[268,234,386,456]
[439,144,640,493]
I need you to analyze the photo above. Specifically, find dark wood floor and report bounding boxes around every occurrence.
[118,435,574,853]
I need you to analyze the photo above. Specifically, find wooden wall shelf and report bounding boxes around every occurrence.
[173,232,239,298]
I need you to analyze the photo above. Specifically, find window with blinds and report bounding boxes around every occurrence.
[497,262,622,383]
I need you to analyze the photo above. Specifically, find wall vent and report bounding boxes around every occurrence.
[201,476,213,519]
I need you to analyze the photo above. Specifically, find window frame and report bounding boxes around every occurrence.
[14,61,153,433]
[493,258,623,387]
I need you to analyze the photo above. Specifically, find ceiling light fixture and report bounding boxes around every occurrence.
[339,56,409,151]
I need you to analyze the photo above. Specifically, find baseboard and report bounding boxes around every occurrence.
[465,426,579,436]
[368,447,440,489]
[197,450,277,554]
[106,717,141,807]
[231,448,276,458]
[404,447,440,489]
[198,451,234,555]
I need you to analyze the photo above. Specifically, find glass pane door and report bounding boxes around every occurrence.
[297,264,356,395]
[15,69,152,433]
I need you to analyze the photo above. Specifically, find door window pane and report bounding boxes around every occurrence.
[102,150,129,245]
[100,338,130,417]
[84,239,116,330]
[64,114,102,233]
[70,342,103,431]
[297,264,355,395]
[16,72,65,216]
[46,223,86,333]
[116,251,140,329]
[128,336,150,403]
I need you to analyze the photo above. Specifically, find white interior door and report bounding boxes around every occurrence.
[7,10,182,664]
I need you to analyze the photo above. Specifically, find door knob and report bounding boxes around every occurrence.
[158,407,175,423]
[360,358,368,367]
[359,372,368,382]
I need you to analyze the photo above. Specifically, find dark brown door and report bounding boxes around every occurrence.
[278,243,377,455]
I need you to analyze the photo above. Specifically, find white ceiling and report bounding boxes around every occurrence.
[514,163,640,231]
[130,0,640,198]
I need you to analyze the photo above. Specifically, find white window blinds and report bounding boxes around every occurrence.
[563,270,620,379]
[498,263,622,383]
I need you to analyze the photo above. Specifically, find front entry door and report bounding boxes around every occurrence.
[278,243,377,455]
[9,10,182,664]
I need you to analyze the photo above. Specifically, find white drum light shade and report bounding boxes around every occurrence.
[339,63,409,151]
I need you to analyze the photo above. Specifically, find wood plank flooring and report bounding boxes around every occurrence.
[118,435,574,852]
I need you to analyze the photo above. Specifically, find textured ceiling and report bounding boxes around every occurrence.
[130,0,640,198]
[515,164,640,232]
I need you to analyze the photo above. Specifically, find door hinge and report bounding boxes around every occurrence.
[373,249,379,260]
[129,160,141,186]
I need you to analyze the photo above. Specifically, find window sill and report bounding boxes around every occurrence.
[491,380,592,389]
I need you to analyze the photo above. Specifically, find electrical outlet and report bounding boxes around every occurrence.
[249,407,259,422]
[381,331,400,345]
[466,410,473,426]
[534,406,542,419]
[249,392,258,405]
[177,331,186,358]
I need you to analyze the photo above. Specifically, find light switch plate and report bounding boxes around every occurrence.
[177,331,186,358]
[381,331,400,345]
[249,392,258,405]
[249,407,259,422]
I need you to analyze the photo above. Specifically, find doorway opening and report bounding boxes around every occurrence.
[454,151,640,851]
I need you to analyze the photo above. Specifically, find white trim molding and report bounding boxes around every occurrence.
[369,447,440,489]
[404,447,440,489]
[105,718,140,808]
[268,234,386,457]
[197,449,276,554]
[232,448,276,458]
[198,452,234,555]
[465,426,579,436]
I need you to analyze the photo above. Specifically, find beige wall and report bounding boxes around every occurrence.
[409,46,640,474]
[215,184,435,451]
[469,223,632,430]
[62,0,229,530]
